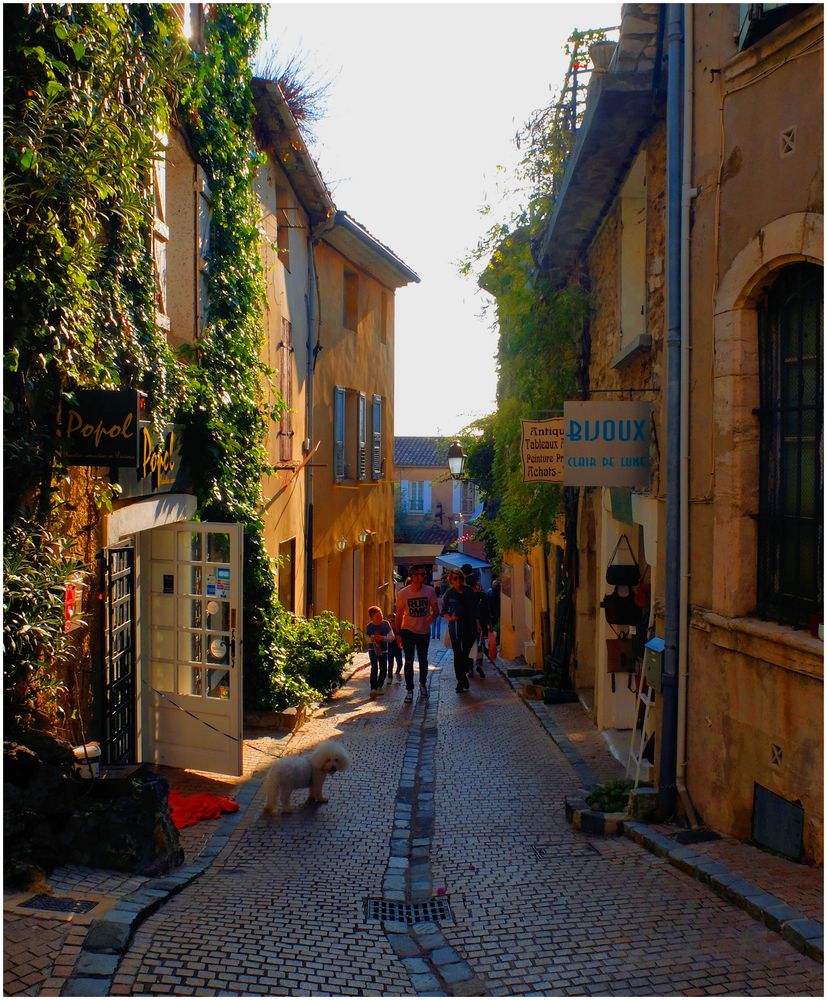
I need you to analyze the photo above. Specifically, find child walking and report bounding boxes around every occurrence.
[365,605,394,697]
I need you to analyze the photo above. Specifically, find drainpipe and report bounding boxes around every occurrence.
[305,214,335,618]
[678,4,701,827]
[659,3,684,818]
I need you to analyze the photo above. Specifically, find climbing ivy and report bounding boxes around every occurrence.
[3,4,335,725]
[461,32,595,555]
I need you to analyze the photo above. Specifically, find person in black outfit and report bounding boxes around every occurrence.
[467,573,489,677]
[442,570,480,692]
[486,578,501,647]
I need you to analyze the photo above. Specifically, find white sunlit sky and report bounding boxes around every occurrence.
[258,2,621,437]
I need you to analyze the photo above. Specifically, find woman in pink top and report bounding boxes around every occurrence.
[394,564,439,703]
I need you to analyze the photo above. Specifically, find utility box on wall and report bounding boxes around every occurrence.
[643,636,664,692]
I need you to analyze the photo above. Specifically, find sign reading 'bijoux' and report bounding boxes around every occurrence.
[563,401,652,487]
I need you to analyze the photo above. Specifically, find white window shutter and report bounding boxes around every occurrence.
[423,480,432,513]
[400,479,409,512]
[452,480,461,516]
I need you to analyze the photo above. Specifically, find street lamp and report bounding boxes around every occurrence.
[447,441,466,480]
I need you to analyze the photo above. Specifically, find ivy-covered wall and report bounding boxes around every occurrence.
[3,4,352,739]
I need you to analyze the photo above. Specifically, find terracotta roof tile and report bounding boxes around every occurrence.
[394,437,451,467]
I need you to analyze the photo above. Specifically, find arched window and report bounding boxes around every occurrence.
[756,263,823,626]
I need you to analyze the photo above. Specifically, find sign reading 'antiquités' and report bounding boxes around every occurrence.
[520,418,565,483]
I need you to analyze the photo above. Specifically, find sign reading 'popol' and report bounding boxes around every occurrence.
[520,417,564,483]
[563,401,652,487]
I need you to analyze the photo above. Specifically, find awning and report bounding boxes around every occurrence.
[435,552,491,572]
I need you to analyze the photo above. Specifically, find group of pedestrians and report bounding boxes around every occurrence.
[364,564,502,701]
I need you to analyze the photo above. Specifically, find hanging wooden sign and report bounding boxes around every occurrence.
[520,417,565,483]
[563,401,652,487]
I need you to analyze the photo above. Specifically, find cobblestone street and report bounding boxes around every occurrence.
[6,645,823,996]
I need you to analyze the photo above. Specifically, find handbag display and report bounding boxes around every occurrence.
[605,534,641,587]
[606,636,635,672]
[601,586,639,625]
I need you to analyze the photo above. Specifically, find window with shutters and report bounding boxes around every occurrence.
[357,392,367,480]
[333,386,346,482]
[738,3,797,49]
[278,318,293,463]
[275,180,291,272]
[196,165,211,339]
[152,132,170,332]
[409,481,425,512]
[756,263,823,626]
[461,480,477,515]
[371,395,383,480]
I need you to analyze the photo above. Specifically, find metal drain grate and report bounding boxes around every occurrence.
[364,896,453,925]
[23,894,98,914]
[532,843,599,860]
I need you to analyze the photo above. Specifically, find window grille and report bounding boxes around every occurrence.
[357,392,367,480]
[372,395,383,480]
[409,481,425,512]
[756,263,822,626]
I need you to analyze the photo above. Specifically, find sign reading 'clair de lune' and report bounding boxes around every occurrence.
[563,401,652,487]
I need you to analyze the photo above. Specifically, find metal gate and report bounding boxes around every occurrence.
[103,544,136,764]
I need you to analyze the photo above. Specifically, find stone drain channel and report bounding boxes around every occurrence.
[376,666,488,997]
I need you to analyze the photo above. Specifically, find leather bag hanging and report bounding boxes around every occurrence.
[605,534,641,587]
[606,624,636,693]
[601,586,639,625]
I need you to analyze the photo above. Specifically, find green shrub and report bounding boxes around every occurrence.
[586,779,635,814]
[3,518,85,733]
[279,611,360,699]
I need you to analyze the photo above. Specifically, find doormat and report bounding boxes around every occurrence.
[363,896,454,925]
[168,789,239,829]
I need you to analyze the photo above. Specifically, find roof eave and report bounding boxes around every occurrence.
[251,77,336,228]
[325,211,420,289]
[534,72,658,283]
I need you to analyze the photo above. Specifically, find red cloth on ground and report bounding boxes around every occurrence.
[167,789,239,830]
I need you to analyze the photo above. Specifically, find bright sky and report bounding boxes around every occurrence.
[260,2,621,437]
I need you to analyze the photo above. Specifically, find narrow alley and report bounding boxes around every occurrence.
[6,645,822,997]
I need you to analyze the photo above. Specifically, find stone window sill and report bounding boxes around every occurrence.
[694,610,823,680]
[610,334,652,369]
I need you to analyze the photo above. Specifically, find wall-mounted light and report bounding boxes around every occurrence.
[357,529,369,544]
[447,441,466,480]
[336,536,347,552]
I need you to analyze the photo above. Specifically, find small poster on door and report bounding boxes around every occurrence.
[207,567,231,600]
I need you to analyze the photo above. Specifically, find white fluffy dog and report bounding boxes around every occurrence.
[262,740,351,815]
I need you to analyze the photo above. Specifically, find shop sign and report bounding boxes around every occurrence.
[520,417,564,483]
[563,401,652,487]
[114,422,187,498]
[60,390,140,466]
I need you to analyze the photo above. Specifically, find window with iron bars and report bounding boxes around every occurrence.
[756,263,822,627]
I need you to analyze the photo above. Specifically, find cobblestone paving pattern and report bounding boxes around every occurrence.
[75,647,823,996]
[432,660,822,996]
[113,671,418,996]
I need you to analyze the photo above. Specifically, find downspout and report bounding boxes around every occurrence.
[305,215,335,618]
[659,3,684,817]
[678,4,701,827]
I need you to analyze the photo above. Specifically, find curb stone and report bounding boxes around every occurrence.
[624,821,823,963]
[499,660,823,967]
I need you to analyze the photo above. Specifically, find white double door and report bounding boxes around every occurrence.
[140,521,243,776]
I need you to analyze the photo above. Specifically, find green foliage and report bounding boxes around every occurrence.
[586,779,635,814]
[461,33,595,555]
[3,3,188,515]
[4,3,350,722]
[279,612,360,701]
[3,519,85,733]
